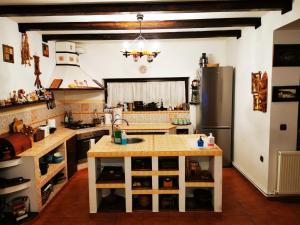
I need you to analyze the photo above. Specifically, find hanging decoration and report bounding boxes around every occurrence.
[21,33,32,66]
[251,71,268,112]
[33,55,42,89]
[121,14,161,63]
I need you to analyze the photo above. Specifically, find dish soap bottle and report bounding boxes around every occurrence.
[207,133,215,147]
[121,131,127,145]
[197,136,204,148]
[114,125,122,144]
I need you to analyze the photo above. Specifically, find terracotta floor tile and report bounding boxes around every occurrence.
[251,213,300,225]
[24,168,300,225]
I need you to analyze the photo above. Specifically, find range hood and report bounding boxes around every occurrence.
[49,42,99,89]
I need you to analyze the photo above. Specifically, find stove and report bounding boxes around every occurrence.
[66,122,96,130]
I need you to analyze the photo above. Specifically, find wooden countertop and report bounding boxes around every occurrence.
[118,123,176,131]
[88,134,222,157]
[18,128,76,158]
[75,123,178,133]
[16,123,188,159]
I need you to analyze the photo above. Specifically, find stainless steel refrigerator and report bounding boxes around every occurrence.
[197,66,234,167]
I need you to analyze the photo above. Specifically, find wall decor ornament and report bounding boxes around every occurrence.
[251,71,268,113]
[2,44,14,63]
[21,33,32,66]
[33,55,42,89]
[42,43,49,57]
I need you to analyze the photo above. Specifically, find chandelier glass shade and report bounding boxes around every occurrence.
[121,14,161,63]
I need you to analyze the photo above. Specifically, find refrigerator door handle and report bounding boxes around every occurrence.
[201,126,231,129]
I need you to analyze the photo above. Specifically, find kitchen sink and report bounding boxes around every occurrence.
[127,138,144,144]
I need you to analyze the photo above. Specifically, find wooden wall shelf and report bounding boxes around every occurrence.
[0,100,46,111]
[48,88,104,91]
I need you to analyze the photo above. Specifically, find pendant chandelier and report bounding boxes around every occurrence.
[121,14,161,63]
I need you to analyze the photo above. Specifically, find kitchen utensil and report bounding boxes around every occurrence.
[33,129,44,142]
[0,133,32,160]
[39,125,50,137]
[39,160,49,175]
[134,101,143,111]
[105,113,112,125]
[163,178,173,188]
[127,102,134,111]
[98,166,124,182]
[47,119,56,128]
[139,195,151,208]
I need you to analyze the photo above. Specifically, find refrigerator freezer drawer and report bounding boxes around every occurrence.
[200,128,232,167]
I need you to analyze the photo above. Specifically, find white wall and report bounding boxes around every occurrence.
[268,29,300,194]
[231,0,300,194]
[79,38,232,81]
[78,38,233,126]
[0,17,56,99]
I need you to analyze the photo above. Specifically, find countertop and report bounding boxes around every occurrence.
[88,134,222,157]
[17,123,192,158]
[118,123,176,131]
[18,128,76,158]
[76,123,181,133]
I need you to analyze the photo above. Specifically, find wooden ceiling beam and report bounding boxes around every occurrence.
[42,30,242,42]
[19,18,261,33]
[0,0,292,17]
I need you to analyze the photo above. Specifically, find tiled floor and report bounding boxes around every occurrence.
[28,168,300,225]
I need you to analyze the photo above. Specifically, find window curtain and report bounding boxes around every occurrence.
[107,81,186,108]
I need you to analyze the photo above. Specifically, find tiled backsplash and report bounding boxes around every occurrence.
[64,100,190,124]
[0,98,190,134]
[0,102,64,135]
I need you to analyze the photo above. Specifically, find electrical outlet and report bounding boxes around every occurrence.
[260,156,264,162]
[280,124,287,130]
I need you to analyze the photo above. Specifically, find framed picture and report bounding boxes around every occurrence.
[272,86,299,102]
[273,44,300,67]
[2,44,14,63]
[42,43,49,57]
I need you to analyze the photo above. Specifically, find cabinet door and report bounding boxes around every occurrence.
[66,136,78,179]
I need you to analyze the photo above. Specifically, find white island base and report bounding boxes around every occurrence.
[88,134,222,213]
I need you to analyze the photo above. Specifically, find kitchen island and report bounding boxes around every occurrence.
[88,134,222,213]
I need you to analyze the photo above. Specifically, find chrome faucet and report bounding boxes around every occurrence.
[111,117,129,139]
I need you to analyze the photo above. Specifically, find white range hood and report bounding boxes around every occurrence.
[49,42,98,89]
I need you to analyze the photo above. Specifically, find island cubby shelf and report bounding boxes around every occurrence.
[88,134,222,214]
